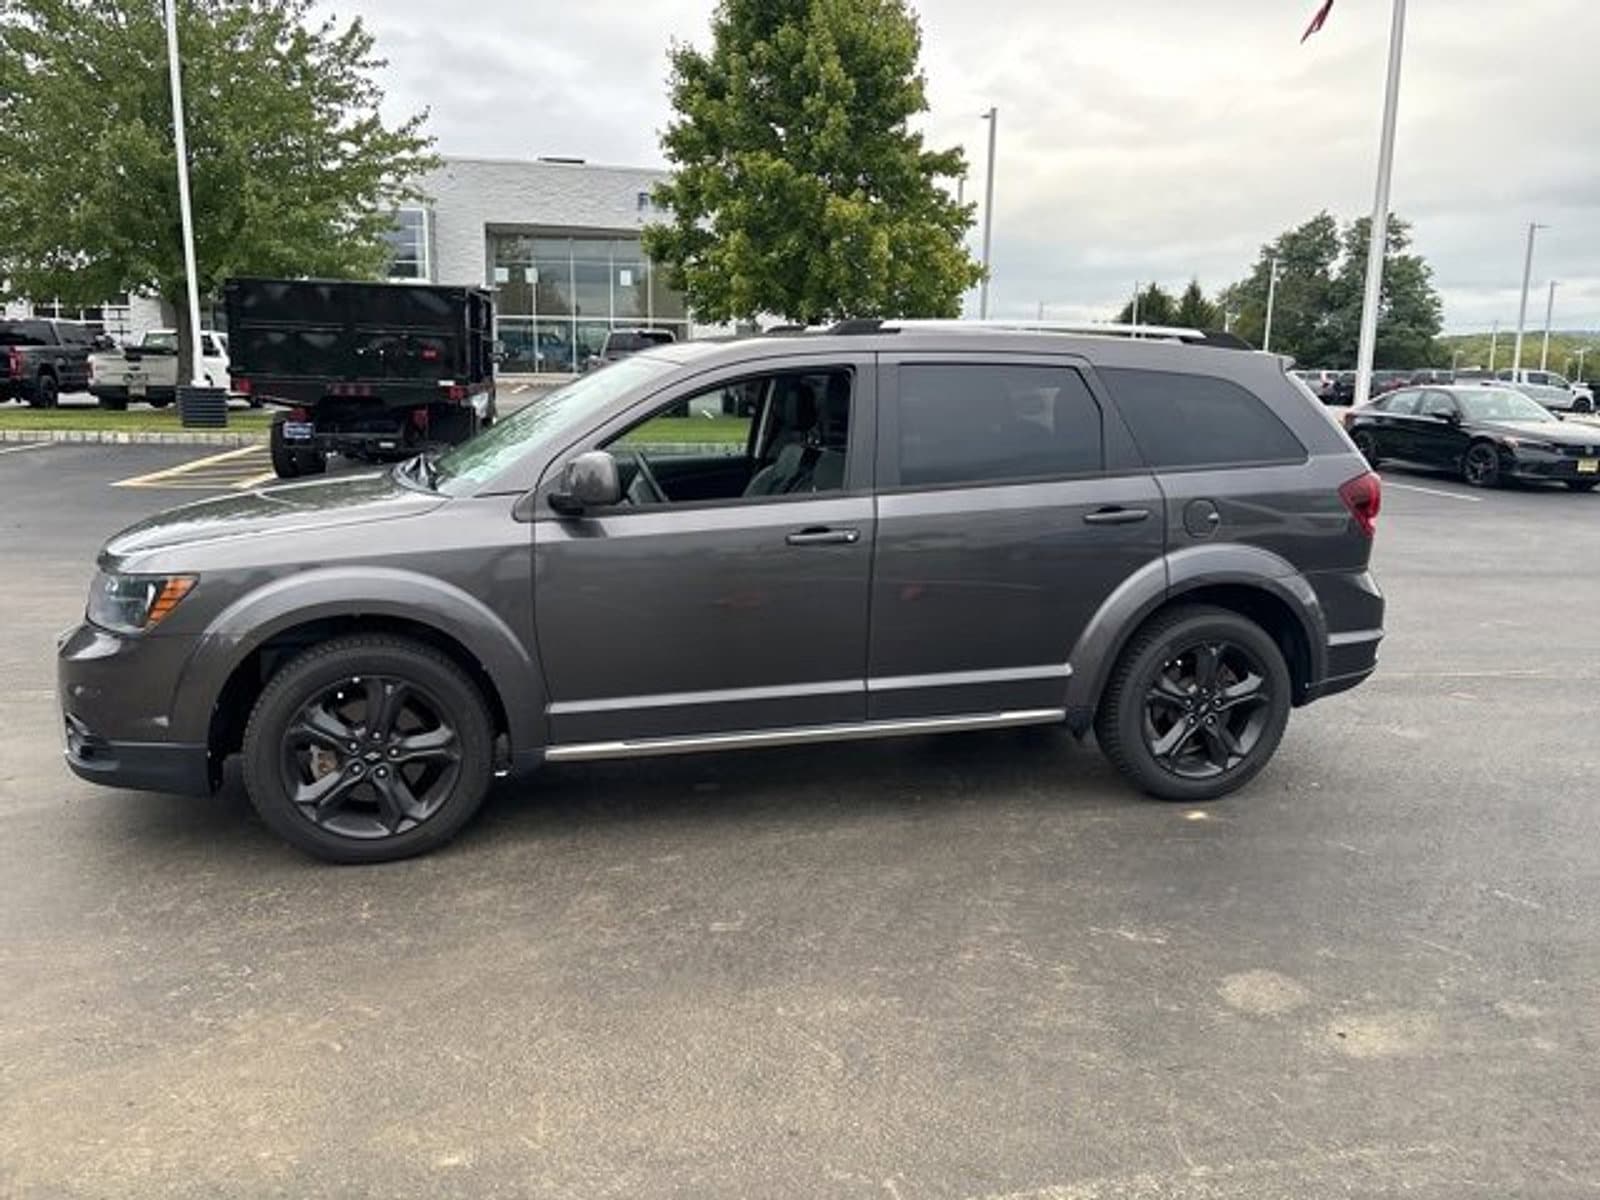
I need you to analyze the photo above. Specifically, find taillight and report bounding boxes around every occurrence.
[1339,471,1382,539]
[290,407,309,422]
[6,348,21,379]
[234,376,251,395]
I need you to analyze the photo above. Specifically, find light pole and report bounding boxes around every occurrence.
[1540,280,1558,370]
[1512,221,1545,377]
[1131,282,1141,330]
[162,0,207,387]
[1577,347,1589,383]
[1351,0,1408,409]
[1263,256,1281,353]
[978,107,997,319]
[1488,319,1499,372]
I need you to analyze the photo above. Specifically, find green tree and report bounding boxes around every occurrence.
[642,0,981,325]
[1227,212,1341,362]
[0,0,435,381]
[1174,278,1218,330]
[1325,216,1444,368]
[1114,282,1178,326]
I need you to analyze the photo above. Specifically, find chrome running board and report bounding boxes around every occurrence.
[543,709,1067,763]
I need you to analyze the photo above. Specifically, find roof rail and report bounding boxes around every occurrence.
[821,317,1259,348]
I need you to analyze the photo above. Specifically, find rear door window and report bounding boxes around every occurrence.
[1382,390,1422,415]
[1098,368,1305,469]
[895,364,1103,487]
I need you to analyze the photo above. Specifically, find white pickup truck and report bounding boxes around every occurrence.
[88,329,240,410]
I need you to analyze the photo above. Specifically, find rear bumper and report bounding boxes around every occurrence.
[1305,628,1382,702]
[90,384,176,402]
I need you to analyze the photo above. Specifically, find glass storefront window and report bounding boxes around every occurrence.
[487,232,689,374]
[385,208,429,280]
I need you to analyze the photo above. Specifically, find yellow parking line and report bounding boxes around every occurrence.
[233,470,280,489]
[115,445,270,489]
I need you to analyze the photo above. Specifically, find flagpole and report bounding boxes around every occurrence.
[1352,0,1407,410]
[163,0,207,387]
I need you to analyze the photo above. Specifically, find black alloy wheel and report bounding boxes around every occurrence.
[1096,605,1292,803]
[1140,641,1272,781]
[278,674,462,840]
[1352,429,1381,467]
[1462,442,1501,488]
[242,636,494,862]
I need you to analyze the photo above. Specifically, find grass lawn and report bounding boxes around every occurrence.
[0,404,273,433]
[623,414,750,445]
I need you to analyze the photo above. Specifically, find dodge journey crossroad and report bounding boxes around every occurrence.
[59,321,1385,862]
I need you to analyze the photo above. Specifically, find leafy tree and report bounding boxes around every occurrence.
[1174,278,1218,330]
[643,0,981,325]
[1325,216,1444,368]
[1114,282,1177,326]
[1223,211,1443,367]
[0,0,435,381]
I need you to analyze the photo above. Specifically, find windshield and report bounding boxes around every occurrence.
[143,331,178,351]
[433,354,677,494]
[1457,387,1557,423]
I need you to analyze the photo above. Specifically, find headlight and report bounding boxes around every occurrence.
[1502,436,1556,452]
[86,573,197,634]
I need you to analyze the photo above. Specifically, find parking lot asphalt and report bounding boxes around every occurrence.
[2,445,1598,1199]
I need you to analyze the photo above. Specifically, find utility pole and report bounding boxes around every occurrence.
[1488,319,1499,372]
[162,0,206,387]
[1352,0,1408,410]
[1512,222,1545,376]
[1577,346,1588,382]
[978,107,997,319]
[1131,283,1140,333]
[1263,256,1281,353]
[1541,280,1558,370]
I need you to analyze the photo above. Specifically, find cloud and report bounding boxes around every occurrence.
[327,0,1600,334]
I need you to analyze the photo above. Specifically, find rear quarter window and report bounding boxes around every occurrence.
[1099,367,1306,470]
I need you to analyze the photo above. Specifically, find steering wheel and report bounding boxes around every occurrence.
[625,449,667,506]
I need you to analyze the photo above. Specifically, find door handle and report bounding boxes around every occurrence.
[1082,507,1151,526]
[786,526,861,546]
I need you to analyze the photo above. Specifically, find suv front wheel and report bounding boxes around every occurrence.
[1095,605,1292,803]
[241,635,495,863]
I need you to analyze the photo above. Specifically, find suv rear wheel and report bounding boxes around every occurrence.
[29,371,59,409]
[1095,605,1292,803]
[241,635,495,863]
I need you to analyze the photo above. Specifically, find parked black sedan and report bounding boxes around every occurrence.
[1347,385,1600,491]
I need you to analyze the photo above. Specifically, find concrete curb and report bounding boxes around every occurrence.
[0,427,266,447]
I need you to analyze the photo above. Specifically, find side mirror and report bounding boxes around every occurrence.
[1440,410,1461,425]
[550,450,621,515]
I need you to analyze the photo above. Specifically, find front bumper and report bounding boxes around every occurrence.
[1504,450,1600,482]
[57,621,214,796]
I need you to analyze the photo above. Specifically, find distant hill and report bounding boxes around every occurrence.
[1439,331,1599,380]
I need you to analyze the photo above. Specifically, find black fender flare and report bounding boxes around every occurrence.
[170,566,546,753]
[1063,544,1329,730]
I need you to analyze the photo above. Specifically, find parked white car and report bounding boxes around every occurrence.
[1495,368,1594,413]
[88,329,238,410]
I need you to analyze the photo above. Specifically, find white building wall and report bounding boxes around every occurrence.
[418,157,669,288]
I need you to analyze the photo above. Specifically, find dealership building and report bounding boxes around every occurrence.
[7,155,692,376]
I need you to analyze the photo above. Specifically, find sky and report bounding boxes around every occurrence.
[329,0,1600,334]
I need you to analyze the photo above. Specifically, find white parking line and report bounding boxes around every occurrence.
[1383,481,1482,503]
[0,442,53,456]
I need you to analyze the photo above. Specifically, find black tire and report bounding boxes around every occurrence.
[1462,441,1502,488]
[29,372,59,409]
[98,394,128,412]
[147,395,172,409]
[430,404,479,447]
[269,421,301,479]
[241,635,495,863]
[1566,479,1598,493]
[1574,398,1593,414]
[1094,605,1292,804]
[1351,429,1381,468]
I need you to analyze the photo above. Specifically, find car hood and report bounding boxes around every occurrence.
[1474,419,1600,448]
[102,469,446,562]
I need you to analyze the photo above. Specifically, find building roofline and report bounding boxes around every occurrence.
[436,153,668,176]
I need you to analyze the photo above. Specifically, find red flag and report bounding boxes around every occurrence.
[1301,0,1334,42]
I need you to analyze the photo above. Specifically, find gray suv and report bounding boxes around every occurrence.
[59,322,1385,862]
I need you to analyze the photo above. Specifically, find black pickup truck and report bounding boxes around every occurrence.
[224,278,497,479]
[1,317,95,407]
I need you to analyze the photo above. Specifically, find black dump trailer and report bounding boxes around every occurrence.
[224,277,497,479]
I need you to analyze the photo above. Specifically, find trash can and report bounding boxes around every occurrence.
[177,384,228,429]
